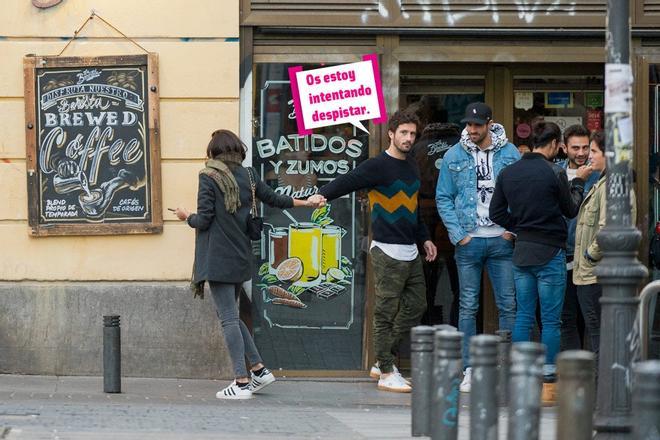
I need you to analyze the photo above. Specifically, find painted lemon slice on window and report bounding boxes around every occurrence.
[276,258,303,282]
[325,268,345,283]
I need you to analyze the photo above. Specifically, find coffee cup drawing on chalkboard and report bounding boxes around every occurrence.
[79,169,140,218]
[52,159,90,195]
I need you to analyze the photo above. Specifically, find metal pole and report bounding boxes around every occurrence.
[632,360,660,440]
[556,350,596,440]
[411,325,435,437]
[431,330,463,440]
[470,335,499,440]
[103,315,121,393]
[508,342,545,440]
[595,0,649,437]
[496,329,511,407]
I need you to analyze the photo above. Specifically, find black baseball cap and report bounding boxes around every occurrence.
[461,102,492,125]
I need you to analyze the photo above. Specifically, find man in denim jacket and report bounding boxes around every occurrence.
[435,102,520,392]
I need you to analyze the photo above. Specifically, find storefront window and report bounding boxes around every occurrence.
[513,75,604,157]
[649,65,660,279]
[251,63,369,370]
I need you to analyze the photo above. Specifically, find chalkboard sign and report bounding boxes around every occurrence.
[23,54,162,236]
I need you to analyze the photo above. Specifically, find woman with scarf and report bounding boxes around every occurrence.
[174,129,325,399]
[573,130,635,367]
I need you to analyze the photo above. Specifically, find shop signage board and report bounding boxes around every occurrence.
[252,64,368,369]
[23,54,162,236]
[545,91,573,108]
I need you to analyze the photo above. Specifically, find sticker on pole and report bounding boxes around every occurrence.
[288,54,387,135]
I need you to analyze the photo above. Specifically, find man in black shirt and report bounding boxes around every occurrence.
[489,121,592,381]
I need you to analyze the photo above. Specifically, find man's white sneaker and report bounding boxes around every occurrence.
[378,372,412,393]
[460,367,472,393]
[250,368,276,393]
[369,363,381,379]
[370,363,411,385]
[216,381,253,400]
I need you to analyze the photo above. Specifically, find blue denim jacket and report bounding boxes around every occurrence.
[436,126,520,245]
[559,160,600,257]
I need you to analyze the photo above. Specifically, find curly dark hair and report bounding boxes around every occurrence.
[387,110,421,134]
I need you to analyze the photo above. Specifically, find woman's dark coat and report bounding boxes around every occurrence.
[187,166,293,284]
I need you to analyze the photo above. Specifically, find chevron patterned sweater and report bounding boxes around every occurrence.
[319,151,429,245]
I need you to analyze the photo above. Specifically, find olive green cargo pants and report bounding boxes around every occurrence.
[369,246,427,375]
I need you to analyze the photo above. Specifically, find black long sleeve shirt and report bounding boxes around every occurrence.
[489,153,585,253]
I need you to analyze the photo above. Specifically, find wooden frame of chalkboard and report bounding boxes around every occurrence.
[23,54,163,236]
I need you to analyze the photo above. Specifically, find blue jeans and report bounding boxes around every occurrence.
[454,236,516,368]
[512,250,566,375]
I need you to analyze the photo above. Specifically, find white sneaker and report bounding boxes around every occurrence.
[370,363,411,384]
[369,362,381,379]
[250,368,276,393]
[216,381,253,400]
[378,372,412,393]
[460,367,472,393]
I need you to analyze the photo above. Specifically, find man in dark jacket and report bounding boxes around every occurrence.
[489,121,592,382]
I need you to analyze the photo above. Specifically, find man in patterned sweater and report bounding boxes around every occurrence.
[319,111,437,393]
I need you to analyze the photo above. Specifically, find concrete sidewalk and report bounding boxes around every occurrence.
[0,374,557,439]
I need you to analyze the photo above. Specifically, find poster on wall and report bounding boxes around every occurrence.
[252,64,369,369]
[23,54,162,236]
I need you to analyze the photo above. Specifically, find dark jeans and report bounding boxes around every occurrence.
[209,281,263,378]
[560,269,586,351]
[370,246,427,374]
[576,283,603,361]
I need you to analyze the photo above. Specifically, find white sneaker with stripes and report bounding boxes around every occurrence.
[250,368,276,393]
[215,381,253,400]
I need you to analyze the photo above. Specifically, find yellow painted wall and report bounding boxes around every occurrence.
[0,0,240,280]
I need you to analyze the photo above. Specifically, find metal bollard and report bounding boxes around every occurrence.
[411,325,435,437]
[434,324,457,332]
[103,315,121,393]
[556,350,595,440]
[508,342,545,440]
[495,329,511,407]
[632,360,660,440]
[470,335,500,440]
[431,330,463,440]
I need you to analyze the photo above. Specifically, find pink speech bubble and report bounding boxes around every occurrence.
[288,54,388,135]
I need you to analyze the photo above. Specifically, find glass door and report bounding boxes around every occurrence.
[399,64,486,343]
[251,62,370,370]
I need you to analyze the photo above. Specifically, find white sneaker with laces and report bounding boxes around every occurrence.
[370,363,411,385]
[460,367,472,393]
[250,368,276,393]
[378,372,412,393]
[216,381,253,400]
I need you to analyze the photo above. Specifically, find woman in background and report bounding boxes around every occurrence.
[573,130,635,366]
